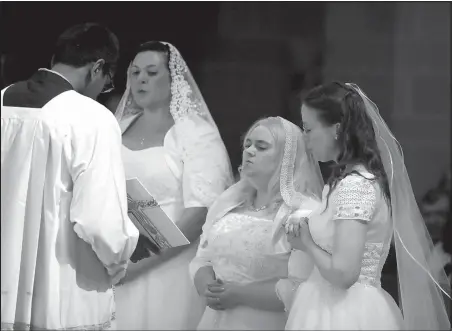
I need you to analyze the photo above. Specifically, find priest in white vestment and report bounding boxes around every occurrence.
[1,23,139,331]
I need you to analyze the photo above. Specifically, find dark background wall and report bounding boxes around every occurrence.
[0,2,219,89]
[0,2,326,176]
[1,1,450,199]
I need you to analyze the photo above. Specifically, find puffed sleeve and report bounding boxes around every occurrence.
[188,200,221,280]
[332,175,377,222]
[70,110,139,285]
[188,229,214,280]
[175,114,232,208]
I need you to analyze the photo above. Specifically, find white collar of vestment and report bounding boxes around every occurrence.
[38,68,72,85]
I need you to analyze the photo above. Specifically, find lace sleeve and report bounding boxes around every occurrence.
[332,175,377,222]
[176,114,232,208]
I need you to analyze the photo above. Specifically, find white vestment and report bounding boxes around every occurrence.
[1,80,139,330]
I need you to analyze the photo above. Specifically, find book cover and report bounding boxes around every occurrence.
[126,177,190,250]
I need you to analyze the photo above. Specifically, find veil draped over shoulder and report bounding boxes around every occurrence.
[347,83,450,330]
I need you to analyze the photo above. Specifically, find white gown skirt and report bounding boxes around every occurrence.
[114,243,205,330]
[197,303,287,330]
[286,268,404,330]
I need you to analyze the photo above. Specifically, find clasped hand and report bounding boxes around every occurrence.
[203,279,242,311]
[283,213,314,251]
[130,235,160,263]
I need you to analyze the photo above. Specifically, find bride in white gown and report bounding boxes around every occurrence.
[189,117,325,330]
[113,41,233,330]
[284,82,450,330]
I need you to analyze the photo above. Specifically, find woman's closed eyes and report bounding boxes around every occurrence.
[244,141,270,151]
[131,70,158,77]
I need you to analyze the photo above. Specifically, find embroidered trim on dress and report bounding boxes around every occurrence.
[332,175,377,222]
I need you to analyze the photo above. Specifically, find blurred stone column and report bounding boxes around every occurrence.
[391,2,450,197]
[322,2,397,123]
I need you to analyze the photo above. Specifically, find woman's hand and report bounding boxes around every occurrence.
[205,279,242,311]
[287,218,315,252]
[284,214,309,237]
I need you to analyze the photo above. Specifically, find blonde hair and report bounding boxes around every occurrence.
[242,117,287,205]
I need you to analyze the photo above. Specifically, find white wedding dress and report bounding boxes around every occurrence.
[194,210,310,330]
[114,114,231,330]
[286,166,404,330]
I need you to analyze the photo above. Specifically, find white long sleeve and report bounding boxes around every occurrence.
[70,109,139,284]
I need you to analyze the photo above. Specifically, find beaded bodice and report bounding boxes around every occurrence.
[203,213,290,284]
[309,169,392,288]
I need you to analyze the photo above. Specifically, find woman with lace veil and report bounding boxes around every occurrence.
[189,117,324,330]
[285,82,451,330]
[113,41,233,330]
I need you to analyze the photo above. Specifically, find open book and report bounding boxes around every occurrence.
[126,177,190,251]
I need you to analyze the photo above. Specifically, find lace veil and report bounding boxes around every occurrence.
[115,42,220,132]
[201,116,324,244]
[347,83,451,330]
[114,41,233,192]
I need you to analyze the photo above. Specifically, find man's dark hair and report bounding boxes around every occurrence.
[52,23,119,74]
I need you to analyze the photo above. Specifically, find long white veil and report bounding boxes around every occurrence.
[347,83,451,330]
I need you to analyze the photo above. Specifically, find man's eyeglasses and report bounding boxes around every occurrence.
[101,72,115,94]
